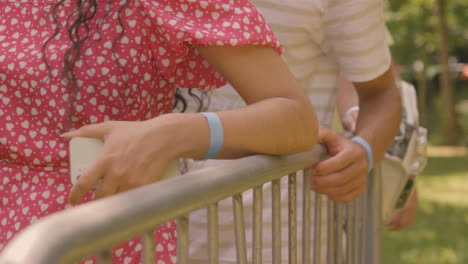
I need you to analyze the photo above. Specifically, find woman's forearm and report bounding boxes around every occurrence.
[169,45,321,160]
[158,96,319,160]
[218,96,318,158]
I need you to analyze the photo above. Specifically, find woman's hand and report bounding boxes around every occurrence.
[63,114,206,204]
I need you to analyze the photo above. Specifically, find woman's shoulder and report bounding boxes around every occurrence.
[137,0,281,89]
[138,0,279,43]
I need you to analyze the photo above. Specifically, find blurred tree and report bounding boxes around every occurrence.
[385,0,467,144]
[435,0,458,144]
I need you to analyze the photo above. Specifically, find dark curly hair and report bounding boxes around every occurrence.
[42,0,203,129]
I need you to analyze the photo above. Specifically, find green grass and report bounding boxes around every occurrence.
[382,155,468,264]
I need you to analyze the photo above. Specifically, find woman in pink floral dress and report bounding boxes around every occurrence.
[0,0,319,263]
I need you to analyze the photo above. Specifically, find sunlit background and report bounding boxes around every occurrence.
[383,0,467,263]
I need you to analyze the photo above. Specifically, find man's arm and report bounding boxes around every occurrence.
[353,66,402,166]
[337,71,419,231]
[311,66,401,202]
[311,0,401,202]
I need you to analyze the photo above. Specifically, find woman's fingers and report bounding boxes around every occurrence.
[118,161,168,192]
[62,122,114,140]
[69,156,109,204]
[94,177,119,200]
[67,120,177,204]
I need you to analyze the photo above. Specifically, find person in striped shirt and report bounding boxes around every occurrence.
[186,0,402,263]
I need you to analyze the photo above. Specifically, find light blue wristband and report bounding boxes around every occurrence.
[201,112,224,160]
[352,136,373,174]
[344,106,359,118]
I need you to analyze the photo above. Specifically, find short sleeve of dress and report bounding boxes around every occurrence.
[139,0,282,89]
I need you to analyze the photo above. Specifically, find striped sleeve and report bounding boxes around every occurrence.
[324,0,391,82]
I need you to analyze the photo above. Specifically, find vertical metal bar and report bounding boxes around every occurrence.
[97,250,112,264]
[233,194,248,264]
[366,168,382,264]
[360,183,368,264]
[346,201,354,264]
[303,169,312,264]
[288,173,298,264]
[272,179,281,264]
[354,198,361,264]
[208,203,219,264]
[335,203,343,264]
[375,167,383,264]
[253,186,263,264]
[177,215,189,264]
[141,231,155,264]
[327,199,336,264]
[313,193,322,264]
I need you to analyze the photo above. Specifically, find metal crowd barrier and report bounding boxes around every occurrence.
[0,145,382,264]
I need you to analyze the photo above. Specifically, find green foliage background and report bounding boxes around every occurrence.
[385,0,468,144]
[386,0,468,67]
[382,1,468,263]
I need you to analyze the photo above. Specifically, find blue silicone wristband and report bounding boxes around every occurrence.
[352,136,373,174]
[344,106,359,118]
[201,112,224,159]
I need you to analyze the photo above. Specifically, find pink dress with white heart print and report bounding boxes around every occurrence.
[0,0,281,263]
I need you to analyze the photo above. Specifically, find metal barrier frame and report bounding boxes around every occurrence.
[0,145,381,264]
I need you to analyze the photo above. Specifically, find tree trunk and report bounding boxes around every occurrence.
[435,0,458,145]
[415,48,429,127]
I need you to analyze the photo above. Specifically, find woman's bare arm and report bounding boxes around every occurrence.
[66,45,319,203]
